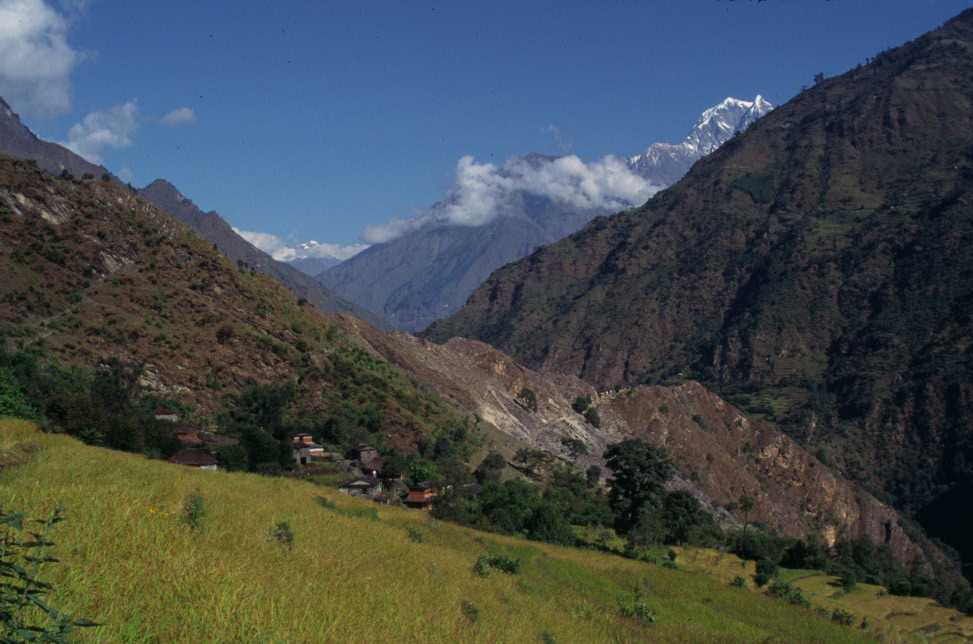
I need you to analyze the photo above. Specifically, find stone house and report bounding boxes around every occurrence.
[167,448,219,471]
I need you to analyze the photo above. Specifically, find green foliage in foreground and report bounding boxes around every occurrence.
[0,419,869,643]
[0,506,96,641]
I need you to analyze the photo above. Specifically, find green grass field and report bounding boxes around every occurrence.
[0,419,882,642]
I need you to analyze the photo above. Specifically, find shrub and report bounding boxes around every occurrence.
[215,325,234,344]
[516,387,538,412]
[271,521,294,549]
[460,600,478,623]
[618,585,656,626]
[583,407,601,428]
[754,558,778,587]
[180,491,205,531]
[572,396,591,413]
[839,570,858,594]
[407,527,424,543]
[831,608,856,626]
[473,553,521,577]
[730,576,747,588]
[767,580,810,607]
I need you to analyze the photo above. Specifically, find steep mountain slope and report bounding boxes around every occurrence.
[0,156,455,442]
[320,97,772,332]
[135,180,386,327]
[350,326,948,574]
[425,10,973,570]
[321,194,600,331]
[0,104,383,328]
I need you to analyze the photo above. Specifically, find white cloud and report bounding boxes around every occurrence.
[160,106,195,127]
[233,228,369,263]
[362,153,659,244]
[0,0,80,117]
[63,100,138,163]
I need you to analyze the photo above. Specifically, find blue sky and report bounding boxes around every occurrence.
[4,0,970,254]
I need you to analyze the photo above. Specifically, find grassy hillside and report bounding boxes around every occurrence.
[0,419,872,643]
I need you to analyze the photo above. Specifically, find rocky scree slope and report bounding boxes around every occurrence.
[349,324,948,574]
[425,10,973,574]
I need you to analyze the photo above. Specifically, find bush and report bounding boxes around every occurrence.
[180,491,205,531]
[473,553,521,577]
[839,570,858,593]
[831,608,855,626]
[730,576,747,588]
[407,527,424,543]
[460,600,478,624]
[583,407,601,428]
[618,585,656,626]
[215,325,234,344]
[271,521,294,549]
[572,396,591,413]
[754,558,778,587]
[767,580,810,607]
[516,388,538,412]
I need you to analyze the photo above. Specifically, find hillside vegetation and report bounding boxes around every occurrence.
[425,10,973,572]
[0,156,461,453]
[0,418,876,643]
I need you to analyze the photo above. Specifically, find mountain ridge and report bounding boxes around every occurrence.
[424,9,973,575]
[319,95,773,331]
[0,108,384,327]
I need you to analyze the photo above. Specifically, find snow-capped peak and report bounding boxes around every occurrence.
[626,94,774,183]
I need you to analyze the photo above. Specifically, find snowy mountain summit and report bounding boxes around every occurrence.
[628,95,774,185]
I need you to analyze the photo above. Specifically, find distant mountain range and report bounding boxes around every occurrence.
[0,100,384,327]
[317,95,773,332]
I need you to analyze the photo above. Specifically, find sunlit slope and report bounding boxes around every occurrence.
[0,419,867,643]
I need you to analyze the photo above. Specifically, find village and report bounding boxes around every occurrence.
[157,406,439,510]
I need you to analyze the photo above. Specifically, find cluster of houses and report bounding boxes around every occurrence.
[158,405,437,509]
[289,433,437,509]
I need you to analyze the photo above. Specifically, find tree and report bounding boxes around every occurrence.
[475,451,506,483]
[604,440,673,533]
[585,464,602,488]
[738,495,755,536]
[583,407,601,428]
[661,491,710,544]
[572,395,591,413]
[516,388,538,412]
[561,437,589,459]
[813,72,825,84]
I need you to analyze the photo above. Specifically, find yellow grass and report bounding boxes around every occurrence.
[0,418,872,642]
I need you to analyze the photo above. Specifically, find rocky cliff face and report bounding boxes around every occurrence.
[425,10,973,570]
